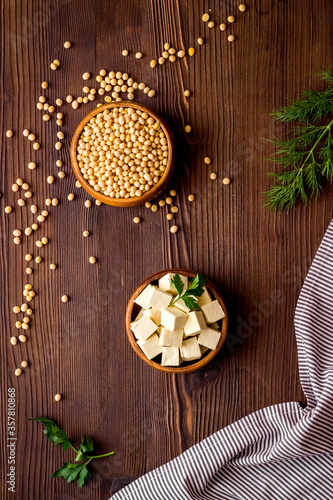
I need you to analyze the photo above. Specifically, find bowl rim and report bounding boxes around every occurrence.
[126,268,228,373]
[70,102,175,207]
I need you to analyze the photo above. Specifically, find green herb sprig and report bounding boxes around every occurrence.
[169,273,206,311]
[265,66,333,212]
[28,417,114,488]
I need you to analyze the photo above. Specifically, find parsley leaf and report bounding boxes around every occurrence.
[51,462,91,487]
[186,274,206,296]
[27,417,71,451]
[78,465,91,487]
[29,417,114,488]
[181,296,201,311]
[80,436,94,454]
[170,273,206,311]
[170,273,184,297]
[76,436,95,461]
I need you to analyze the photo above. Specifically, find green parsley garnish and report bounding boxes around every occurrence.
[28,417,114,488]
[169,273,206,311]
[265,66,333,211]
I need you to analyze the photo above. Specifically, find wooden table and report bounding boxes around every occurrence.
[1,1,332,498]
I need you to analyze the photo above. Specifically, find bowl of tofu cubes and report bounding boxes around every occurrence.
[126,268,228,373]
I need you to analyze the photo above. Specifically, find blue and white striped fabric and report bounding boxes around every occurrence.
[112,221,333,500]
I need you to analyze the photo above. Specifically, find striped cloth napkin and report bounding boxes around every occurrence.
[111,221,333,500]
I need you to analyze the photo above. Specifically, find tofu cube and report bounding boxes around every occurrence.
[134,308,145,322]
[198,328,221,350]
[180,337,202,362]
[210,322,220,330]
[137,334,163,360]
[146,286,173,310]
[131,314,158,341]
[161,306,188,331]
[158,273,188,295]
[159,328,184,347]
[184,311,206,337]
[156,326,163,336]
[143,308,161,326]
[200,344,210,355]
[161,346,180,366]
[201,300,225,324]
[134,284,153,309]
[197,287,212,307]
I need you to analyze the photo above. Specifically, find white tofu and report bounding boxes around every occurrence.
[210,322,220,330]
[158,273,188,295]
[184,311,206,337]
[137,334,163,360]
[180,337,202,361]
[201,300,225,324]
[134,284,153,309]
[161,306,188,331]
[130,320,138,332]
[159,328,184,347]
[134,308,145,321]
[173,298,191,314]
[131,314,158,341]
[156,326,163,336]
[146,286,173,310]
[198,328,221,350]
[197,287,212,307]
[143,308,161,326]
[200,345,210,355]
[161,346,180,366]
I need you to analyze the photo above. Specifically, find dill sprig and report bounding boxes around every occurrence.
[265,66,333,211]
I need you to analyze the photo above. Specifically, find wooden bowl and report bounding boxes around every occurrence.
[70,102,175,207]
[126,268,228,373]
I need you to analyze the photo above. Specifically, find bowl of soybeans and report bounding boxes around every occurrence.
[70,102,174,206]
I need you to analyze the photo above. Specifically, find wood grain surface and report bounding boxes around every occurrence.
[1,1,332,499]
